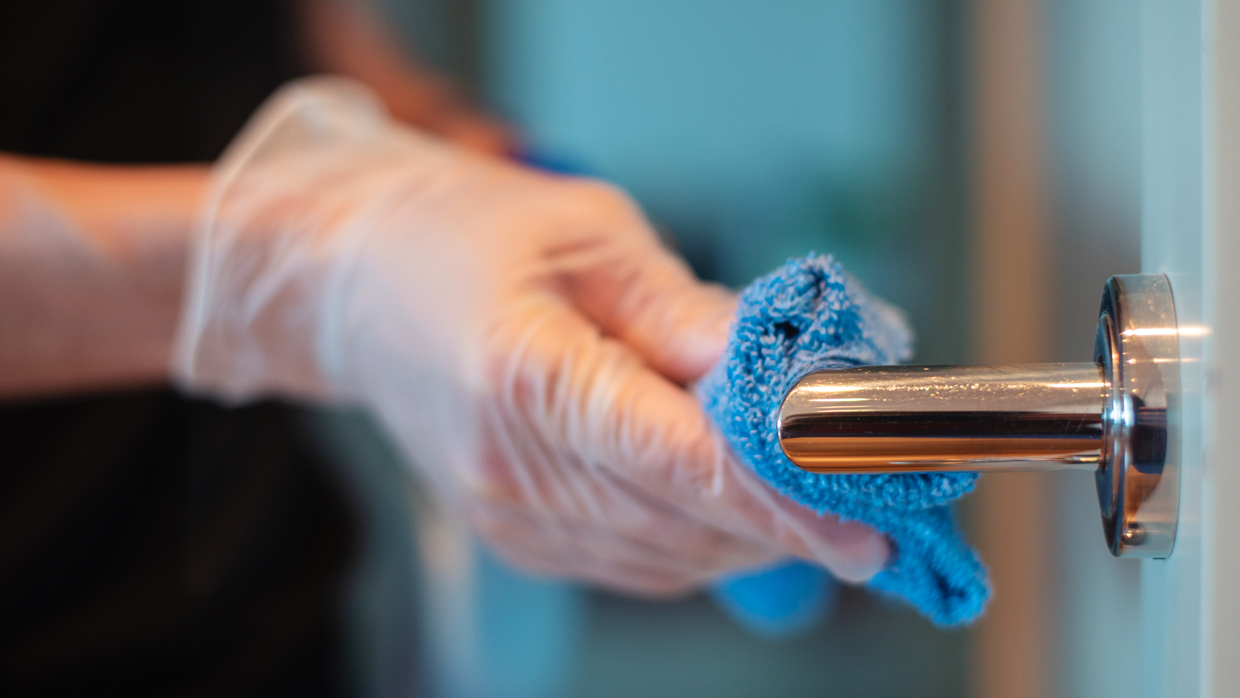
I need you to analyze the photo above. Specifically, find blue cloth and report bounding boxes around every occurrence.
[516,149,831,634]
[711,560,837,638]
[697,255,989,626]
[515,149,823,634]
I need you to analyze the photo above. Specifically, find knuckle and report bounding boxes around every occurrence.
[563,178,640,219]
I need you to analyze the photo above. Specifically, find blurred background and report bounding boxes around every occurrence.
[306,0,1146,697]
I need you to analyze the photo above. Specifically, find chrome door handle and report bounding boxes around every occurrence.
[778,274,1181,558]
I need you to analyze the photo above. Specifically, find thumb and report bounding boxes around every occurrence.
[565,224,737,384]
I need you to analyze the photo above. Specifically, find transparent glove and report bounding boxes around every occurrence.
[174,78,888,594]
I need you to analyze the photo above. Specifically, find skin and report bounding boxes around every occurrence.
[0,0,512,399]
[0,0,891,585]
[0,158,204,397]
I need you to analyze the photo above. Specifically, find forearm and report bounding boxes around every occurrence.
[0,155,207,398]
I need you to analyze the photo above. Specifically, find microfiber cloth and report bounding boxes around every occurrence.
[516,151,843,633]
[711,559,837,637]
[697,254,989,626]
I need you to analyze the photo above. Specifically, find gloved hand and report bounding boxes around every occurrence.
[174,77,888,594]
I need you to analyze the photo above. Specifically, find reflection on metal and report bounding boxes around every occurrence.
[777,274,1181,558]
[780,364,1106,472]
[1093,274,1180,558]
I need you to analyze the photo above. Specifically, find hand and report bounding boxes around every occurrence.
[175,78,888,594]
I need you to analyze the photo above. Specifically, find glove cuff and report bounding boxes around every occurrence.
[172,76,452,403]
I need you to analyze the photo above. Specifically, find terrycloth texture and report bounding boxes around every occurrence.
[697,255,989,626]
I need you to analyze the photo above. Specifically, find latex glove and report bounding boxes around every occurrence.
[174,77,888,594]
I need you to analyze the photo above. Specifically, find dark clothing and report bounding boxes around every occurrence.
[0,0,302,162]
[0,393,355,697]
[0,1,357,696]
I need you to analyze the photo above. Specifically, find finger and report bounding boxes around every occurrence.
[600,361,890,582]
[584,251,736,384]
[488,297,889,581]
[703,443,892,583]
[544,183,737,384]
[476,303,784,570]
[466,501,778,596]
[470,429,779,575]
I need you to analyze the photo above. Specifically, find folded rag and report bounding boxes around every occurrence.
[697,254,989,626]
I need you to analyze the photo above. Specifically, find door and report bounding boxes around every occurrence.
[974,2,1238,696]
[1138,1,1238,696]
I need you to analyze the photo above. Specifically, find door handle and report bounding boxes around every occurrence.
[778,274,1181,558]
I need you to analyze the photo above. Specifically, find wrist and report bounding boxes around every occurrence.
[173,78,460,404]
[0,156,207,397]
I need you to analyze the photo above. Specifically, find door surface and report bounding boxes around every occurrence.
[1138,2,1239,696]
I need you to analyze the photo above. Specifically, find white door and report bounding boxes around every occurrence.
[1138,1,1239,696]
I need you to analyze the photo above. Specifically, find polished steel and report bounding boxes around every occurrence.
[776,273,1181,558]
[1093,274,1181,557]
[779,364,1107,472]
